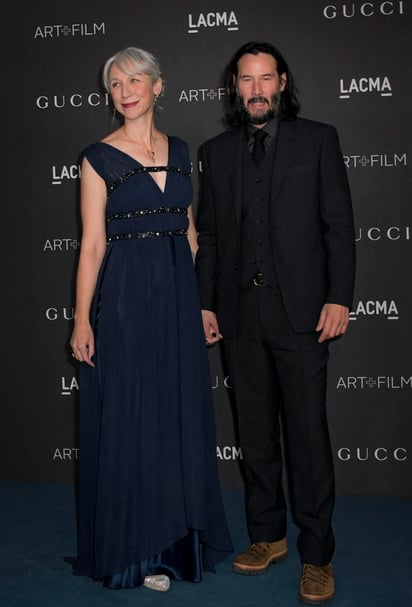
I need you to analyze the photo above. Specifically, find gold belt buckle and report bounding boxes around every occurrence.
[252,272,266,286]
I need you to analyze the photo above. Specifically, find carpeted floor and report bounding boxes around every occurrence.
[1,481,411,606]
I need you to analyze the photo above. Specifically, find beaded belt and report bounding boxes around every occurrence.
[106,206,187,223]
[107,229,187,243]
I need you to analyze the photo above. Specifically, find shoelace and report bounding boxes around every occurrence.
[301,564,329,587]
[245,542,272,557]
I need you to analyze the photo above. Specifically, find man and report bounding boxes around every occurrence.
[195,41,356,604]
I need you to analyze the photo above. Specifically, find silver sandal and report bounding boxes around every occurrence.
[143,574,170,592]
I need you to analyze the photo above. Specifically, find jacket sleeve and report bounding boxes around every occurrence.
[195,143,218,312]
[319,125,356,308]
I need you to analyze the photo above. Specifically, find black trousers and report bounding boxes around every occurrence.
[223,285,335,565]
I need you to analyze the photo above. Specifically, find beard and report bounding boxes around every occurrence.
[238,91,282,124]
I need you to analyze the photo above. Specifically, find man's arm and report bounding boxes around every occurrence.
[319,125,356,309]
[195,143,218,312]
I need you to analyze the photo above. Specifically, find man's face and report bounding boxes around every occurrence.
[235,52,287,125]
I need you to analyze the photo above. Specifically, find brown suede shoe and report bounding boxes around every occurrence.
[299,563,335,604]
[232,539,288,575]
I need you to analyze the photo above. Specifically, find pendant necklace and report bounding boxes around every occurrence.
[147,147,156,163]
[123,127,156,163]
[147,135,156,163]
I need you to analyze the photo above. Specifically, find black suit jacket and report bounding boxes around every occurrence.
[195,117,356,336]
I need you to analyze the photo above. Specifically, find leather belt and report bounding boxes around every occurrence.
[252,272,268,287]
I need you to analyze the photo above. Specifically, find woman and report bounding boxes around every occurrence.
[70,46,233,591]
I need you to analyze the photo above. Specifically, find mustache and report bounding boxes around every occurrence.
[248,96,269,105]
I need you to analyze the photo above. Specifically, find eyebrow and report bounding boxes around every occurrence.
[239,72,275,78]
[110,70,142,81]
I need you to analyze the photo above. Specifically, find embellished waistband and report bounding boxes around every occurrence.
[106,206,187,223]
[107,229,187,243]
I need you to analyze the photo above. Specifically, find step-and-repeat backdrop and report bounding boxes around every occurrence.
[2,1,410,495]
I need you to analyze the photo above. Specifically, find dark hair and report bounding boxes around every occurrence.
[223,41,300,125]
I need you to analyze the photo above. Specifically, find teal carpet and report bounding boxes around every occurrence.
[1,481,411,606]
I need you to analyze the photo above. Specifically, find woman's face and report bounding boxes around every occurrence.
[108,62,162,120]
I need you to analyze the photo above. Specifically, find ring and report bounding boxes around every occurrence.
[72,353,76,358]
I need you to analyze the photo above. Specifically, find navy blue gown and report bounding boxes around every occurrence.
[72,136,233,588]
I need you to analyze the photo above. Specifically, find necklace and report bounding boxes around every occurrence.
[122,127,156,163]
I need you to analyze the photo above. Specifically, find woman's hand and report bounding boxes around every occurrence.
[70,321,95,366]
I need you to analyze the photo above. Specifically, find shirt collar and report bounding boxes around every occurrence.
[247,116,279,140]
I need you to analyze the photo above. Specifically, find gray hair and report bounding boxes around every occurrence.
[102,46,165,98]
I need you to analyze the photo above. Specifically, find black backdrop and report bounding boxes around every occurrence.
[2,0,411,496]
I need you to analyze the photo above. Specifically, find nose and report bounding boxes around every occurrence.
[121,84,131,98]
[252,80,262,96]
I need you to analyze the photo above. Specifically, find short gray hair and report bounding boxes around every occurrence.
[102,46,165,97]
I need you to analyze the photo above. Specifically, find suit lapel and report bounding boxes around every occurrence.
[223,127,245,225]
[220,122,297,223]
[271,120,297,202]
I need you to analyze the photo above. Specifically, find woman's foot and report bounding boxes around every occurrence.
[143,574,170,592]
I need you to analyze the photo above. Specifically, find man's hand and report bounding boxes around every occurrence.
[201,310,223,346]
[316,303,350,343]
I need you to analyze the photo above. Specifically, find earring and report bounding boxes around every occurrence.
[112,107,117,125]
[151,94,159,109]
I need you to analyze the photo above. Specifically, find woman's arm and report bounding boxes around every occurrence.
[70,157,107,366]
